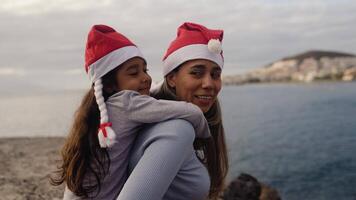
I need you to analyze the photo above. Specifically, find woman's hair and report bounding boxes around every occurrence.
[50,68,118,198]
[154,78,229,200]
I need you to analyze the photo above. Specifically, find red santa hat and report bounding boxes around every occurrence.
[162,22,224,76]
[85,24,144,148]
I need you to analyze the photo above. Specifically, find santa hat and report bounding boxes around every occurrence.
[85,24,144,148]
[162,22,224,76]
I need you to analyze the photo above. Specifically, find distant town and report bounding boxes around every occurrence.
[223,50,356,85]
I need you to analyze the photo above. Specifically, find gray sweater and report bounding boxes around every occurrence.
[118,119,210,200]
[63,90,210,200]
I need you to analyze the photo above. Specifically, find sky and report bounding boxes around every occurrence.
[1,0,356,91]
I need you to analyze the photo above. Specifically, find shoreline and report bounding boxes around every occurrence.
[222,78,356,86]
[0,137,283,199]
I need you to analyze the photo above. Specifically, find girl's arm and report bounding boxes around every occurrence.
[122,90,210,138]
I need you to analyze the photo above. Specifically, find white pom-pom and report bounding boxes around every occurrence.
[208,39,222,54]
[98,123,116,148]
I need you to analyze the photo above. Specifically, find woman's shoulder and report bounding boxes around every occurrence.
[132,119,196,152]
[140,119,195,138]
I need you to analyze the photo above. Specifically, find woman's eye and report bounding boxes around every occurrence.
[212,71,221,79]
[190,69,204,77]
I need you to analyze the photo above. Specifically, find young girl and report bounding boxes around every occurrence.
[51,25,210,199]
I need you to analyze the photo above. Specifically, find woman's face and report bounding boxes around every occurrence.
[167,59,222,113]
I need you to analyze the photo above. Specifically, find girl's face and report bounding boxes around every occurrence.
[115,57,152,95]
[167,59,222,113]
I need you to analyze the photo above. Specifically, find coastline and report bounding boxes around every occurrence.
[222,76,356,86]
[0,137,282,200]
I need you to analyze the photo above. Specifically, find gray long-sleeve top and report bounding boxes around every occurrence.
[63,90,210,200]
[117,119,211,200]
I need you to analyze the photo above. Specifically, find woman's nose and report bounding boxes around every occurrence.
[202,75,213,89]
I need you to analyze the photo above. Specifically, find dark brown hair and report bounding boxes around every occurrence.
[50,68,118,198]
[154,79,229,200]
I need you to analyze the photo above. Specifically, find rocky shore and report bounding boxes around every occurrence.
[223,50,356,85]
[0,138,281,200]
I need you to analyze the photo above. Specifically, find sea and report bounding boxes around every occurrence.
[0,82,355,200]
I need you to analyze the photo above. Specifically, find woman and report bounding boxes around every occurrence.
[118,22,229,200]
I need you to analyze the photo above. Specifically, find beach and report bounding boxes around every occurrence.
[0,138,64,200]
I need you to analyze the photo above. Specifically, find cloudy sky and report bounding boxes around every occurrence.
[1,0,356,91]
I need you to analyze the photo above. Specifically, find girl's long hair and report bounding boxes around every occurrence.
[50,69,118,198]
[154,79,229,200]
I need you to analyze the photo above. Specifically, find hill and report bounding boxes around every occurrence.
[281,50,355,62]
[223,50,356,85]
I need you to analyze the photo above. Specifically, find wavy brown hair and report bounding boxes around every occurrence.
[154,78,229,200]
[50,68,118,198]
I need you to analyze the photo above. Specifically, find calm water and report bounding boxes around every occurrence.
[0,82,355,199]
[220,82,356,200]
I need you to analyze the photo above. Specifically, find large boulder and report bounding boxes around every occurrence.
[222,173,281,200]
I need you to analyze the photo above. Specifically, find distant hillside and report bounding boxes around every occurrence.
[223,50,356,85]
[281,50,356,62]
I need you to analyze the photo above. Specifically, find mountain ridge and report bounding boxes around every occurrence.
[281,50,356,62]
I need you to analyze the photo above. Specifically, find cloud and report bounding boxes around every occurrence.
[0,0,113,15]
[63,69,82,75]
[0,0,356,86]
[0,68,26,76]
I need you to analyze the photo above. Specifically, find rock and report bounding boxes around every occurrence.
[222,173,261,200]
[260,184,281,200]
[222,173,282,200]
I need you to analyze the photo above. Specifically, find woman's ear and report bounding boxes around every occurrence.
[166,73,176,88]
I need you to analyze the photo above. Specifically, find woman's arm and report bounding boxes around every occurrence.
[117,119,210,200]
